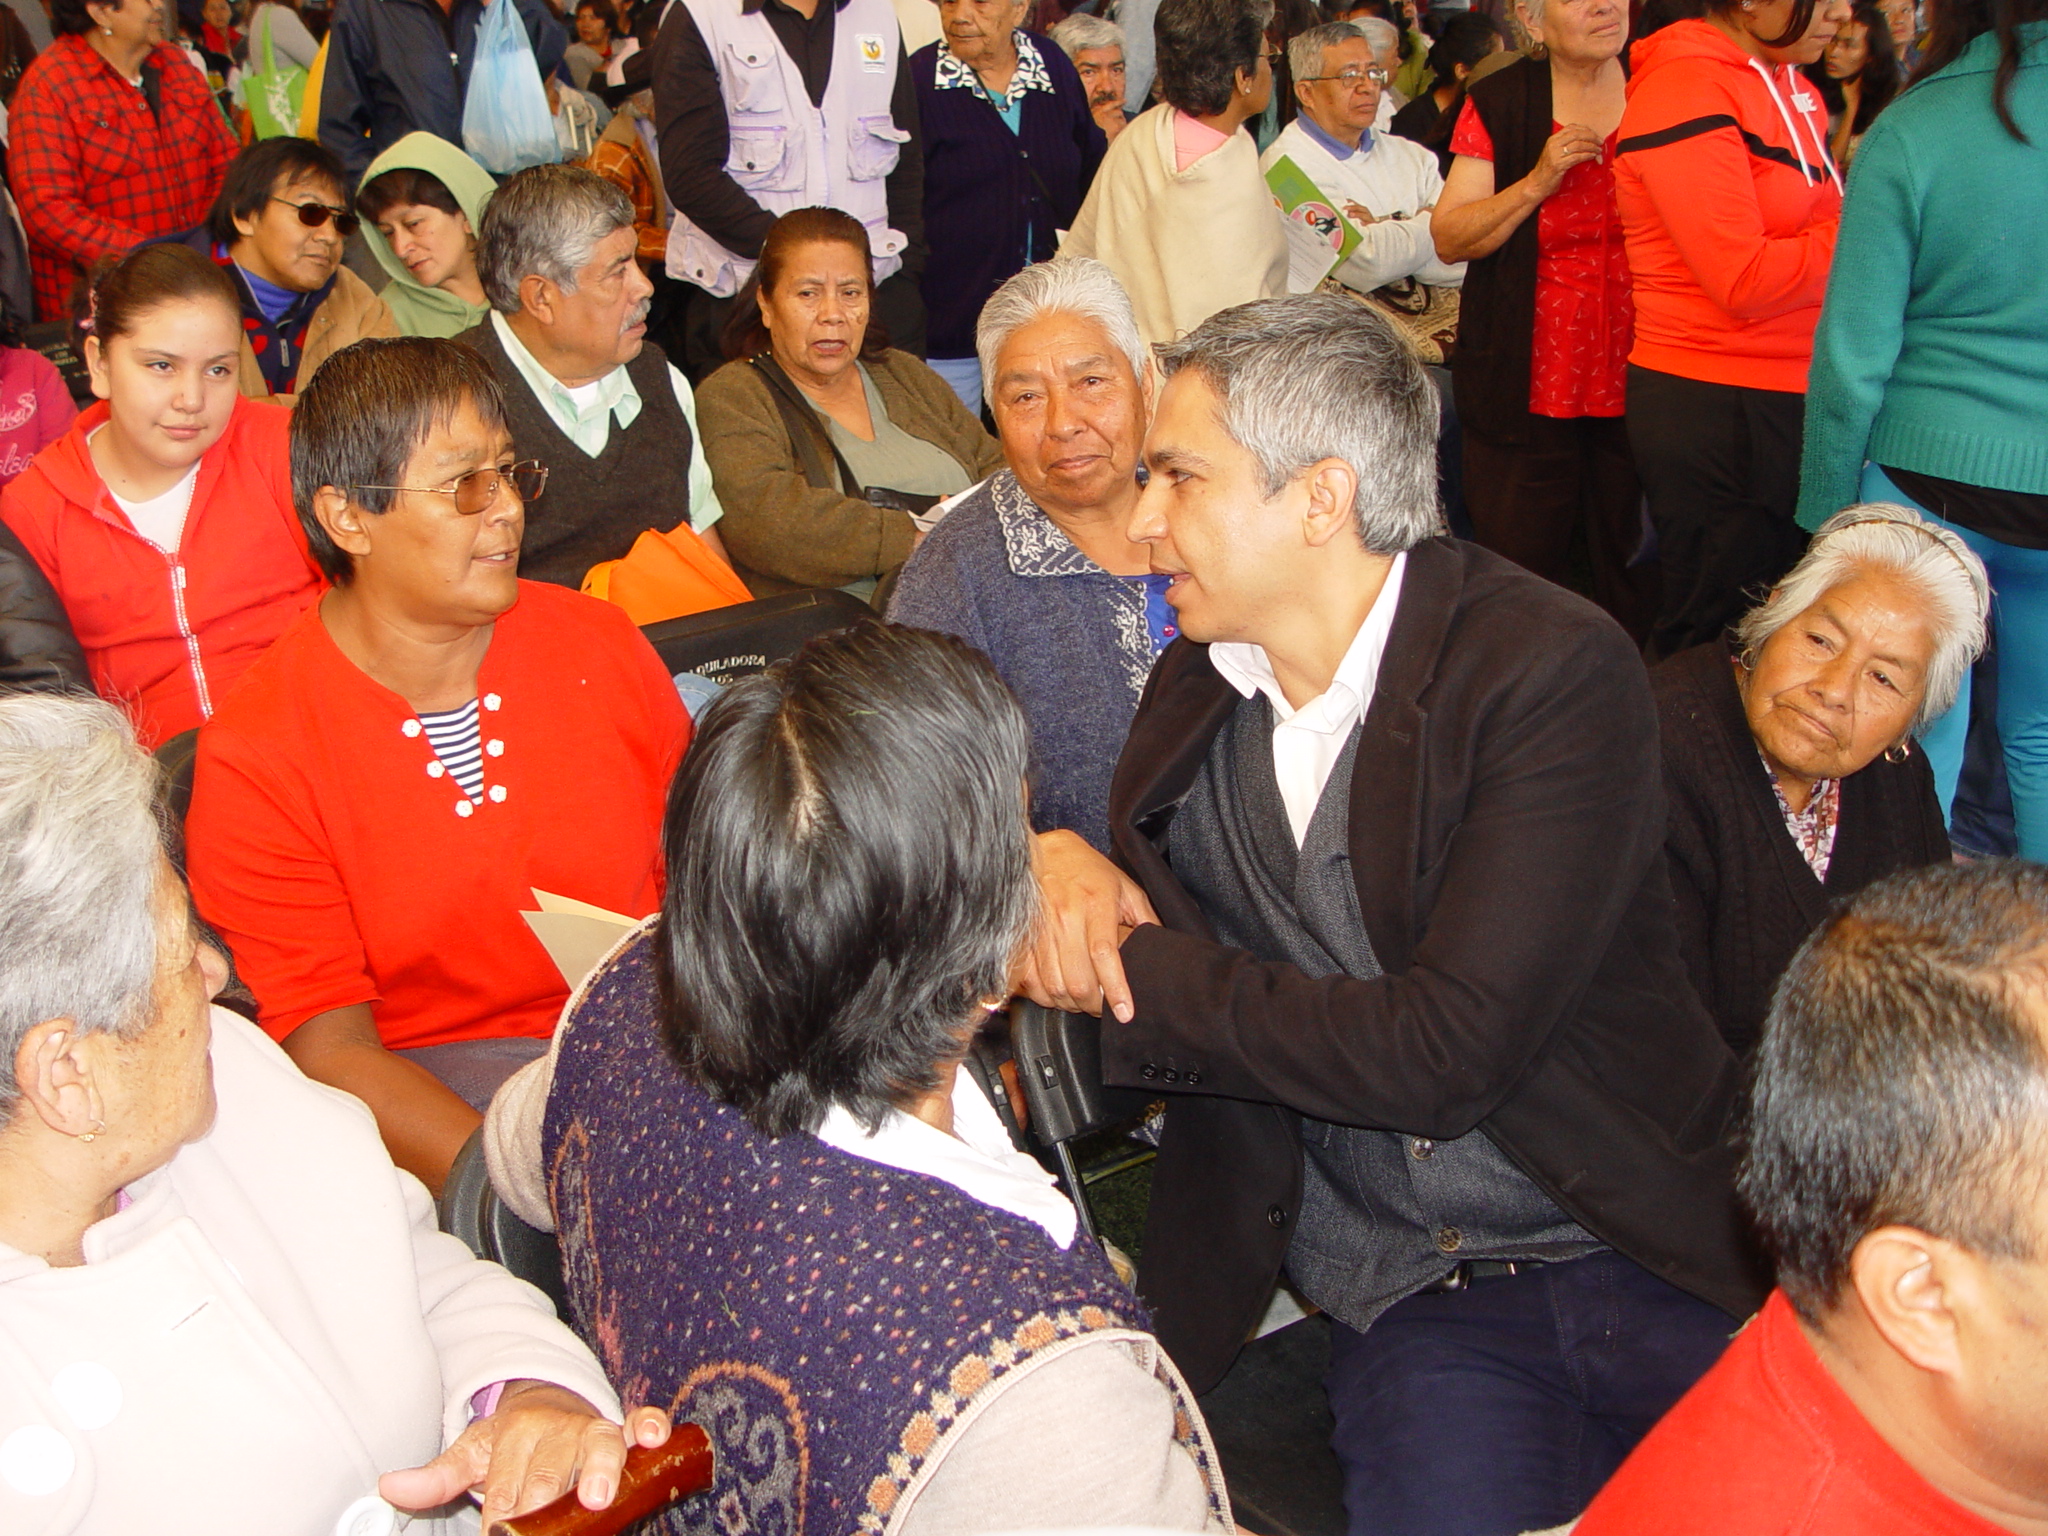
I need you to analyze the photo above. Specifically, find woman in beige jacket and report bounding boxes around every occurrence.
[0,694,669,1535]
[1060,0,1290,349]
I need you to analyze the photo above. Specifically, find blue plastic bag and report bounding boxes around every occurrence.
[461,0,560,176]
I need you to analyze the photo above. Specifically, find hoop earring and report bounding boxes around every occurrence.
[1884,741,1912,764]
[77,1119,106,1144]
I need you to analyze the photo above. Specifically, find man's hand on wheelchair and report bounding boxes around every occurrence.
[1016,830,1158,1022]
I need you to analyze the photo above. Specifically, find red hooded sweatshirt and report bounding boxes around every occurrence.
[1615,19,1843,393]
[0,397,322,749]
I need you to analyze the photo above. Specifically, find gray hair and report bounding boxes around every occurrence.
[1733,501,1990,734]
[1050,11,1124,57]
[1354,15,1400,53]
[1289,20,1367,82]
[975,258,1148,400]
[1743,860,2048,1322]
[475,163,635,316]
[0,695,165,1111]
[1155,294,1442,554]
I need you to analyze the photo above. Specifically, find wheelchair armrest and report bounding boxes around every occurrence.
[1007,999,1149,1147]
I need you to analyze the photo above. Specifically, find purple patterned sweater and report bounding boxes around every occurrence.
[542,928,1217,1534]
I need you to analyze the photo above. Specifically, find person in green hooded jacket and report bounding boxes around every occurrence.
[355,132,497,338]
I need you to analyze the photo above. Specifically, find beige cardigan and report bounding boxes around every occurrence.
[1060,103,1291,351]
[694,348,1005,598]
[0,1010,618,1535]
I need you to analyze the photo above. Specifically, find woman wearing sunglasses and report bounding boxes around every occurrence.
[184,137,398,402]
[185,337,689,1194]
[0,242,323,750]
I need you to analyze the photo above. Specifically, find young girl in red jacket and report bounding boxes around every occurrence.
[0,244,322,749]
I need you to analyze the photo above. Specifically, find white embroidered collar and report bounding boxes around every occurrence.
[933,31,1055,109]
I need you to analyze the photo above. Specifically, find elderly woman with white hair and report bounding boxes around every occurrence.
[0,693,670,1534]
[1652,502,1990,1055]
[888,258,1159,852]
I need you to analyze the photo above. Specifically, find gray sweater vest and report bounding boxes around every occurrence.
[458,320,693,590]
[1170,693,1601,1331]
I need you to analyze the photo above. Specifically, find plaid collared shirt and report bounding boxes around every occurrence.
[10,36,237,320]
[586,130,670,268]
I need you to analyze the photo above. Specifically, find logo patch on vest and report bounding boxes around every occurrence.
[857,31,886,69]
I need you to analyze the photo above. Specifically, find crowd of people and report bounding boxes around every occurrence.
[0,0,2045,1529]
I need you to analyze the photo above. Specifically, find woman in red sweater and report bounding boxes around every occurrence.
[0,244,323,749]
[1615,0,1849,658]
[186,337,689,1194]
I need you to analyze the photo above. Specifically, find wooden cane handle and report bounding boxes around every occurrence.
[487,1424,714,1536]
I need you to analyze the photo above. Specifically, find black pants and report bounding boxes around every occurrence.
[1324,1251,1734,1536]
[1463,412,1657,644]
[1626,365,1808,661]
[676,266,929,383]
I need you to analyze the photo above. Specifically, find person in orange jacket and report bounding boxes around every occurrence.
[0,243,322,751]
[1614,0,1849,659]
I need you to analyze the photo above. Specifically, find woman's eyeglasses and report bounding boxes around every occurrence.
[272,197,362,239]
[355,460,550,515]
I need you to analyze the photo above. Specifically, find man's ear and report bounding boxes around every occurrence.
[1848,1224,1974,1378]
[518,273,557,327]
[1299,456,1360,549]
[10,1019,105,1140]
[312,485,374,565]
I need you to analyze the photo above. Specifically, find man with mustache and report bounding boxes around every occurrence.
[458,164,734,592]
[1051,12,1134,143]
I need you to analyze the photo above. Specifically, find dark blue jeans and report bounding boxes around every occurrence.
[1323,1250,1736,1536]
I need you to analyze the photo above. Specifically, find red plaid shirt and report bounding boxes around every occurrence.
[10,36,237,320]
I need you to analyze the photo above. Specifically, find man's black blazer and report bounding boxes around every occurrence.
[1102,537,1769,1393]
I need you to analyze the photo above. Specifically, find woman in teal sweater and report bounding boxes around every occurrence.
[1797,0,2048,855]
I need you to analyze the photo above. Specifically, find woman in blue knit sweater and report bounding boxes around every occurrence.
[1797,0,2048,854]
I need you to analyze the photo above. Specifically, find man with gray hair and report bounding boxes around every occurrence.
[1022,293,1764,1535]
[1050,12,1133,142]
[459,163,730,593]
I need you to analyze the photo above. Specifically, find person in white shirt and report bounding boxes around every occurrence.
[1020,293,1760,1536]
[0,693,670,1535]
[459,163,733,594]
[1263,20,1465,297]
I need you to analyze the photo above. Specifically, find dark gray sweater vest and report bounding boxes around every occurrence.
[1170,693,1601,1330]
[457,320,693,590]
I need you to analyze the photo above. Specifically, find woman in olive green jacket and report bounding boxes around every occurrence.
[696,209,1004,603]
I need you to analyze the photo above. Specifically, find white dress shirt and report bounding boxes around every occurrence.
[816,1065,1080,1249]
[1208,550,1407,846]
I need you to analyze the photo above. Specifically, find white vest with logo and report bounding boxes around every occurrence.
[666,0,909,296]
